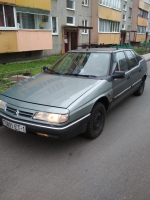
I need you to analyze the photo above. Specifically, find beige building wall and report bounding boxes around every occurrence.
[17,30,52,52]
[136,34,146,42]
[0,30,52,53]
[91,2,121,45]
[139,0,149,11]
[130,0,139,42]
[138,17,148,26]
[91,0,98,44]
[98,6,121,22]
[98,33,120,44]
[131,0,149,43]
[0,31,18,53]
[0,0,15,4]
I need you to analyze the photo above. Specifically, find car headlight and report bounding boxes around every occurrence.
[0,100,7,110]
[33,112,69,124]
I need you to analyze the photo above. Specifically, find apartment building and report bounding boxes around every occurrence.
[0,0,52,63]
[130,0,149,44]
[45,0,92,56]
[1,0,150,63]
[147,1,150,42]
[91,0,122,45]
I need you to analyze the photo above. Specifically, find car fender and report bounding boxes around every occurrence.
[68,80,112,123]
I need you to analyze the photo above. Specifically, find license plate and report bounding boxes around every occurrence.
[2,119,26,133]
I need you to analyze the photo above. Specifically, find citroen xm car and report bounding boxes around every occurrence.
[0,48,148,139]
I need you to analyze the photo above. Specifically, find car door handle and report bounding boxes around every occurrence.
[127,76,131,80]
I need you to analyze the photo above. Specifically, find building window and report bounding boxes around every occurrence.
[16,7,50,30]
[83,0,89,6]
[99,19,120,33]
[128,7,132,18]
[137,26,146,34]
[99,0,121,10]
[138,8,148,19]
[51,17,58,35]
[123,5,126,11]
[66,0,75,10]
[122,24,125,30]
[0,4,16,29]
[67,16,74,25]
[122,14,126,21]
[82,20,88,34]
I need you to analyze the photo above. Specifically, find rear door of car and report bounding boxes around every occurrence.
[124,50,142,92]
[111,51,132,106]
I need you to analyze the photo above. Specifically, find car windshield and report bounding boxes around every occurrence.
[49,52,111,77]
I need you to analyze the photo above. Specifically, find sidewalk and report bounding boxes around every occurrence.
[142,53,150,62]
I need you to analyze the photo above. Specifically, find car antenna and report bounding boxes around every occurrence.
[116,45,118,50]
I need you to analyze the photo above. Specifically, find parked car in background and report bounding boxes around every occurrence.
[0,48,148,139]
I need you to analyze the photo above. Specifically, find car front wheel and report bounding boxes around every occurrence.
[84,103,106,139]
[134,79,145,96]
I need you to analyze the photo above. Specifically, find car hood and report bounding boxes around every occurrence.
[2,73,100,108]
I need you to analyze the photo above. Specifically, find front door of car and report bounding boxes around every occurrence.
[125,50,142,92]
[111,51,131,107]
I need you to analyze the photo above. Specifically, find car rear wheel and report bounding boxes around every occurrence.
[134,80,145,96]
[84,103,106,139]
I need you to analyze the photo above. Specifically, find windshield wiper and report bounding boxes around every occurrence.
[43,66,60,75]
[48,69,60,75]
[64,73,97,78]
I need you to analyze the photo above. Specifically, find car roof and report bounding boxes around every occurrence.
[69,48,132,53]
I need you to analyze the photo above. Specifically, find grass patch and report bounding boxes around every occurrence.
[133,47,150,55]
[0,55,61,93]
[0,82,16,93]
[0,56,61,75]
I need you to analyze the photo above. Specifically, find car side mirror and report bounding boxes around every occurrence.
[112,71,125,79]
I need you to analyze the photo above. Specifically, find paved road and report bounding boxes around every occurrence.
[0,63,150,200]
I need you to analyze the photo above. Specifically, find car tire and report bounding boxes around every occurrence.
[84,103,106,139]
[134,79,145,96]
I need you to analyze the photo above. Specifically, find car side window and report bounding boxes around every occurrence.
[112,53,120,73]
[125,50,138,69]
[116,51,128,72]
[131,51,143,63]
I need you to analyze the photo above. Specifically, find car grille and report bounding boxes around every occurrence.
[6,106,34,118]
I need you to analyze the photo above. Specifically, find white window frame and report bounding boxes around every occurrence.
[137,25,146,34]
[67,16,75,26]
[128,7,132,18]
[99,0,121,11]
[122,24,125,30]
[0,5,17,30]
[82,20,88,34]
[16,8,51,30]
[98,18,120,33]
[66,0,75,11]
[83,0,89,6]
[122,14,126,21]
[123,4,127,11]
[51,16,58,35]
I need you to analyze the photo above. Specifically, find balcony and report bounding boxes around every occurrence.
[0,30,52,53]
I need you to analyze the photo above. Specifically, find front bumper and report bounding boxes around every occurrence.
[0,113,90,140]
